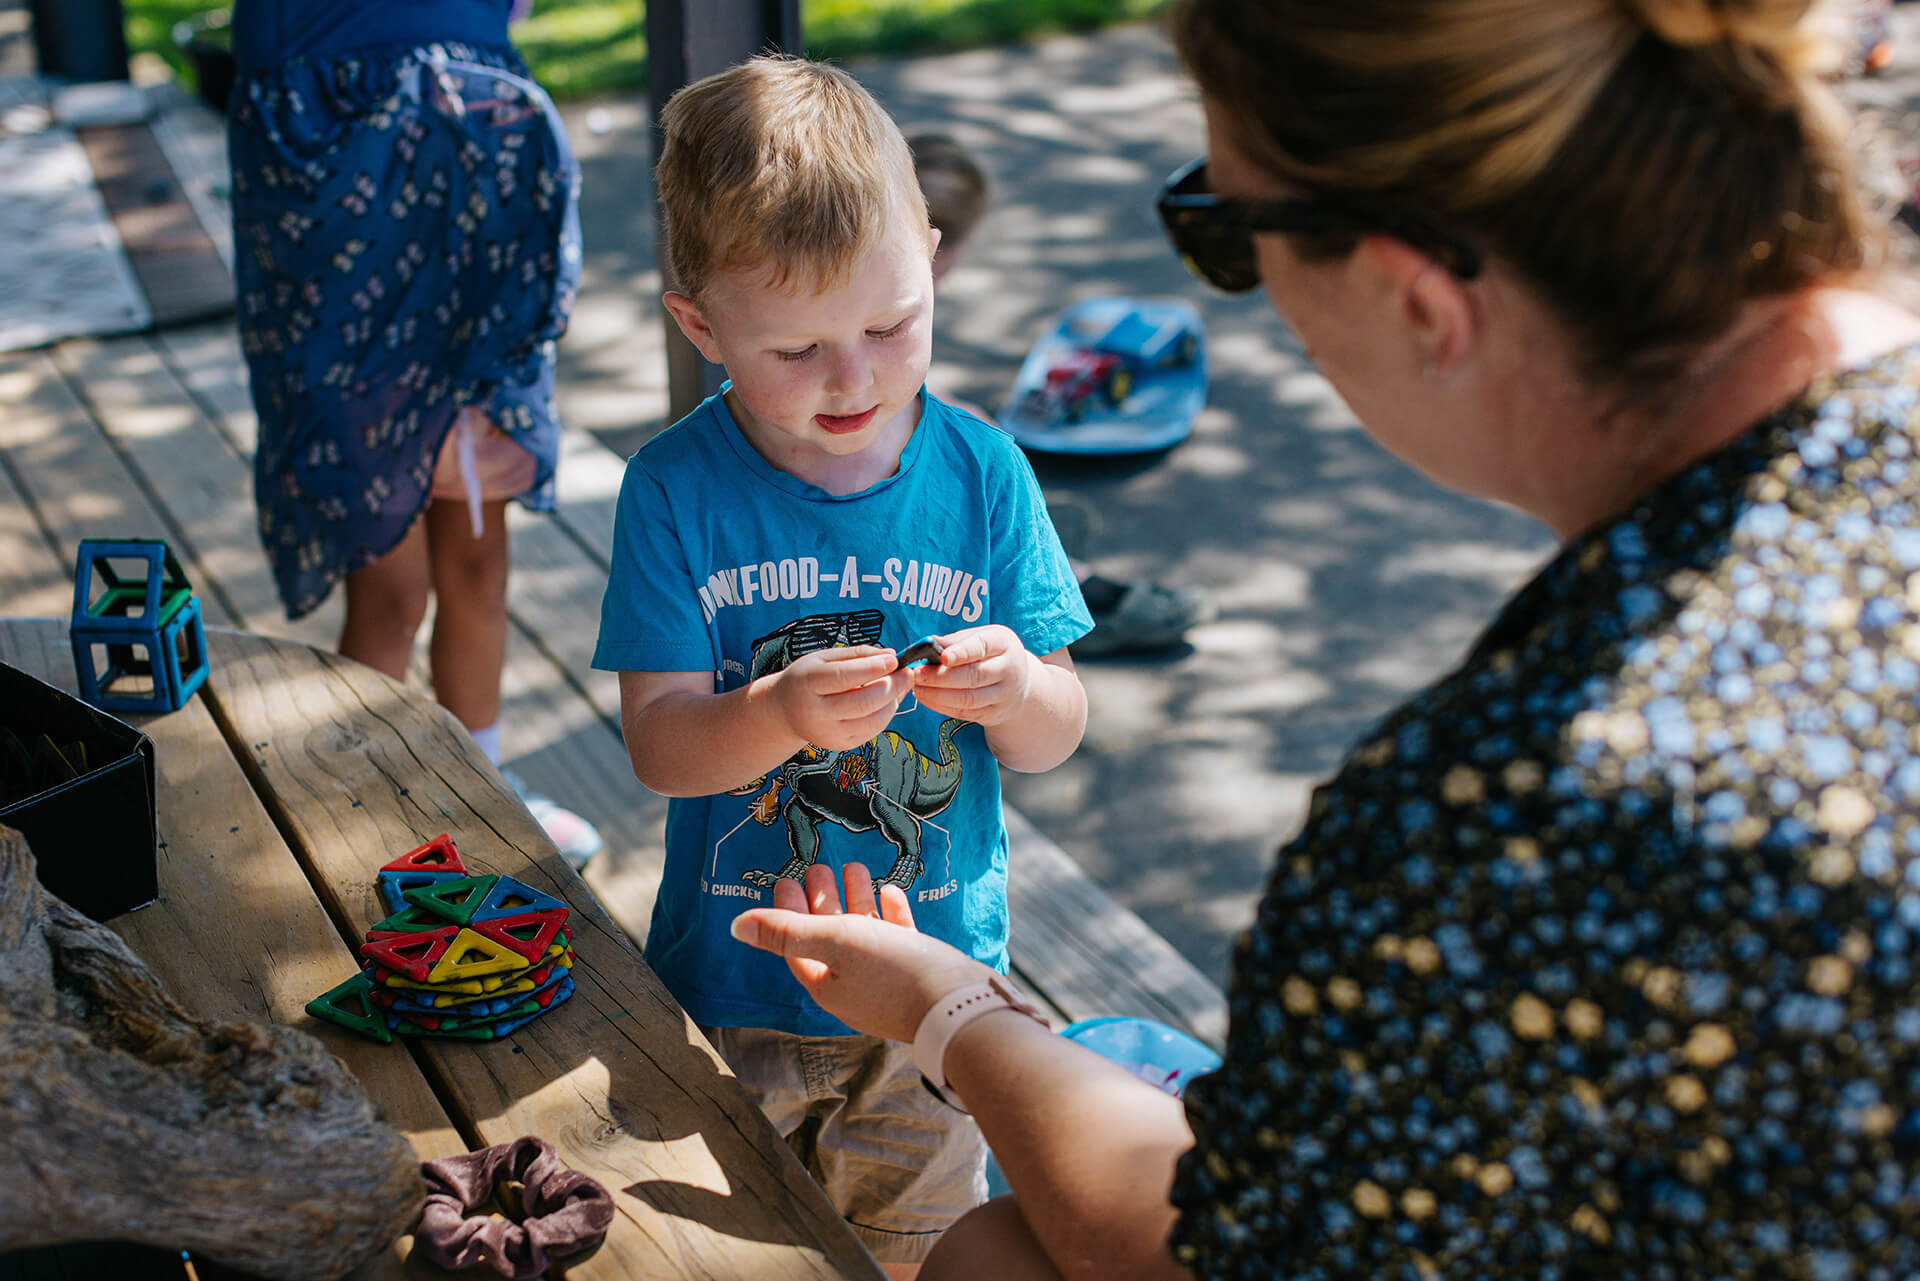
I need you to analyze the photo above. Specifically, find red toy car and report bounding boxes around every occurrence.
[999,299,1207,453]
[1019,312,1203,424]
[1024,347,1134,422]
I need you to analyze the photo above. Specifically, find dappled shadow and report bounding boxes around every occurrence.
[551,22,1555,986]
[859,26,1557,986]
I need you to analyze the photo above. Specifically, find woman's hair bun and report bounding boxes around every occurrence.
[1622,0,1828,67]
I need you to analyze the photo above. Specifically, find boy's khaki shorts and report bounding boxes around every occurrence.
[701,1023,989,1264]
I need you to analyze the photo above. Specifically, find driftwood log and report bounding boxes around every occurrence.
[0,823,424,1280]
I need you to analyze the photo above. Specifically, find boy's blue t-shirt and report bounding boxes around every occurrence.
[592,386,1092,1036]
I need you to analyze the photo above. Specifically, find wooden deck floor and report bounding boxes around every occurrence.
[0,321,1226,1047]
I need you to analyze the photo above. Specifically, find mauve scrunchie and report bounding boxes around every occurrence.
[413,1136,614,1278]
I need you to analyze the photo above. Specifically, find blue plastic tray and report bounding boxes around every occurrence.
[996,297,1207,455]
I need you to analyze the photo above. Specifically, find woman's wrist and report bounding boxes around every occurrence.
[912,974,1051,1111]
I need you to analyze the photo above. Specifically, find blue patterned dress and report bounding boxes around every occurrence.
[230,1,580,618]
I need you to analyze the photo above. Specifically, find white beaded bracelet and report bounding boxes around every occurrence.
[912,974,1051,1113]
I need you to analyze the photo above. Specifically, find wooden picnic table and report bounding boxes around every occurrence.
[0,616,886,1281]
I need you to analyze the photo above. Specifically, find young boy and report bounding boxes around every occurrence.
[591,57,1091,1272]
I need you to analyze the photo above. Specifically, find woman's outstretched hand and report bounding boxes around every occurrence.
[731,862,994,1044]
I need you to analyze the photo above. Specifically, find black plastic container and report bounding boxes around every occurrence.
[0,660,157,921]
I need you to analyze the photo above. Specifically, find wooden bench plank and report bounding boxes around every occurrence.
[496,500,669,929]
[544,414,629,567]
[76,123,234,328]
[203,627,885,1280]
[0,348,227,611]
[0,620,462,1281]
[490,634,668,937]
[150,321,256,455]
[147,93,236,271]
[1004,807,1226,1048]
[0,439,70,617]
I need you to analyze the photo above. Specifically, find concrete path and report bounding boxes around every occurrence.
[547,20,1557,986]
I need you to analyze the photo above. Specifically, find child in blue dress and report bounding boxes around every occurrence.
[229,0,597,862]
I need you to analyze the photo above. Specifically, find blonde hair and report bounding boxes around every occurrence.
[655,55,927,299]
[1171,0,1876,390]
[908,133,991,251]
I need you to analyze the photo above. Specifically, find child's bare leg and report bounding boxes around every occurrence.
[424,495,511,732]
[338,521,431,683]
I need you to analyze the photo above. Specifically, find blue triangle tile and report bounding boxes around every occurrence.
[467,874,570,924]
[377,868,465,915]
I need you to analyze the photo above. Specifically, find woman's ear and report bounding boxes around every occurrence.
[662,291,725,365]
[1360,235,1476,376]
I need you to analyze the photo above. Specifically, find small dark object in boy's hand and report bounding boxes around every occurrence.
[896,637,945,669]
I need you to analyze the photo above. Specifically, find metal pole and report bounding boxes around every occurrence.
[646,0,802,427]
[27,0,130,82]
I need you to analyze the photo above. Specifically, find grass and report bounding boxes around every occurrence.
[124,0,1171,100]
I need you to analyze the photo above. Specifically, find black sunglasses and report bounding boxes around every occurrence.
[1155,157,1482,294]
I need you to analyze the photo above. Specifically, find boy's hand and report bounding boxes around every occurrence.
[906,625,1037,727]
[766,646,916,751]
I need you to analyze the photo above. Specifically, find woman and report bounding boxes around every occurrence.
[737,0,1920,1276]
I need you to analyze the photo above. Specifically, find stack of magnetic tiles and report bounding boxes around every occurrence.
[306,834,576,1043]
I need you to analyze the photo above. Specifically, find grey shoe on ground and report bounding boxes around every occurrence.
[1069,574,1215,658]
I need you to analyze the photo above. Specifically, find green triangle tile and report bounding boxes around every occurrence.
[402,873,500,925]
[366,903,448,935]
[391,1012,502,1040]
[304,971,393,1044]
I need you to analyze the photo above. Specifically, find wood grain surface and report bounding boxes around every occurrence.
[0,619,885,1280]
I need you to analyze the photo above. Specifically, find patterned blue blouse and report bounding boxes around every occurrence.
[1170,342,1920,1279]
[229,1,579,618]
